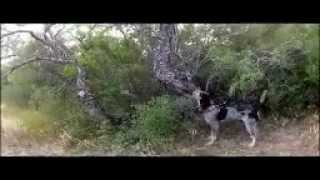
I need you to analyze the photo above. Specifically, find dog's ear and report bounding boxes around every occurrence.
[249,109,260,121]
[217,107,228,121]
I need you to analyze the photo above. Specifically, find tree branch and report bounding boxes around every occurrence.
[1,54,17,59]
[2,30,59,53]
[1,25,117,123]
[2,56,73,78]
[75,24,98,44]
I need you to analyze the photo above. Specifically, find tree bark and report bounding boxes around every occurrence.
[152,24,197,96]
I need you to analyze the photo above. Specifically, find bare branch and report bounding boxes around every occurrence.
[2,30,38,40]
[43,24,53,41]
[44,24,55,33]
[116,24,128,40]
[1,54,17,59]
[74,24,98,44]
[2,56,73,78]
[1,30,58,52]
[54,25,66,39]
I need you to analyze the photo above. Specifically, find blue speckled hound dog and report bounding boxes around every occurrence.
[192,88,264,147]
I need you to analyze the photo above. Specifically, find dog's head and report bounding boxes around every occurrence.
[192,88,211,110]
[239,108,260,123]
[192,88,202,106]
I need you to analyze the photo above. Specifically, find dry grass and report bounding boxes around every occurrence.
[1,104,67,156]
[1,103,319,156]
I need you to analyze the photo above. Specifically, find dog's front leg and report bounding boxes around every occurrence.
[248,136,256,148]
[205,122,219,146]
[205,129,216,146]
[244,120,257,148]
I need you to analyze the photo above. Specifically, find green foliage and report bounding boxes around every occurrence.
[79,33,161,122]
[206,47,240,95]
[229,50,265,98]
[86,95,182,154]
[303,25,319,88]
[112,127,140,148]
[132,95,180,146]
[63,65,78,79]
[2,66,38,108]
[200,24,319,115]
[17,109,57,137]
[175,96,197,122]
[2,65,96,141]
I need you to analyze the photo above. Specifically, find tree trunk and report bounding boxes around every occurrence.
[152,24,197,96]
[75,65,125,123]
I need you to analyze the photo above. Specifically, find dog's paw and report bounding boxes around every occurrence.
[205,139,216,146]
[248,141,256,148]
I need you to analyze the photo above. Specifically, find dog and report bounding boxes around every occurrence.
[192,88,261,148]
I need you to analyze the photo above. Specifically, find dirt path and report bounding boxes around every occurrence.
[174,112,319,156]
[1,104,67,156]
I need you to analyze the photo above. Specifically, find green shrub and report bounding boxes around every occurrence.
[17,109,56,137]
[63,65,78,79]
[79,33,161,124]
[1,66,37,108]
[202,24,319,116]
[133,95,180,146]
[175,96,197,122]
[229,49,265,98]
[112,127,140,148]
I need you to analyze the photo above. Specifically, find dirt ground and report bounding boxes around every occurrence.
[1,104,319,156]
[174,111,319,156]
[1,104,66,156]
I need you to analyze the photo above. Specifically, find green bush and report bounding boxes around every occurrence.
[79,33,161,124]
[1,66,37,108]
[174,96,197,122]
[133,95,180,146]
[229,49,265,98]
[17,109,56,137]
[63,65,78,79]
[112,127,140,148]
[201,24,319,116]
